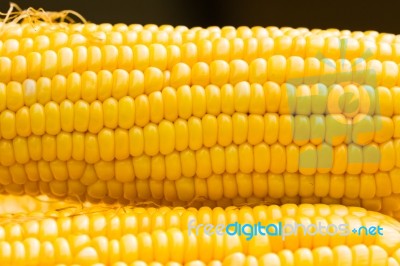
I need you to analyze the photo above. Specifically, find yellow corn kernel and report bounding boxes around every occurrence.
[278,115,294,145]
[41,50,57,78]
[286,144,299,173]
[374,115,394,143]
[303,58,320,85]
[210,60,229,87]
[268,55,286,84]
[205,84,221,116]
[249,58,267,84]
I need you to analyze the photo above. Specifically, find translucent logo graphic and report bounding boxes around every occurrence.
[283,37,385,169]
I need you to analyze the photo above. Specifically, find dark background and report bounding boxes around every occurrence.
[1,0,399,34]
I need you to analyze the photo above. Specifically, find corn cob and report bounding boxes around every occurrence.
[0,204,399,265]
[2,11,400,216]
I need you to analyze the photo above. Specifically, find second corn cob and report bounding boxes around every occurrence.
[0,203,399,265]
